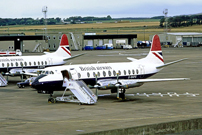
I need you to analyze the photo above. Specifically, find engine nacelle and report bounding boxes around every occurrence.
[95,79,144,90]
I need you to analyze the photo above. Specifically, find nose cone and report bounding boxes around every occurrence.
[31,74,47,90]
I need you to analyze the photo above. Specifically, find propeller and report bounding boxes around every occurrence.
[116,73,120,99]
[20,62,24,82]
[95,74,98,98]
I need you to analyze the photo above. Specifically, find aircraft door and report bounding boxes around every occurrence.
[138,65,145,78]
[69,68,79,80]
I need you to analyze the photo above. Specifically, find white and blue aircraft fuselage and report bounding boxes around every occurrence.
[0,34,83,76]
[32,35,189,97]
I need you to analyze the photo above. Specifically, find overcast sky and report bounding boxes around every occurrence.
[1,0,202,19]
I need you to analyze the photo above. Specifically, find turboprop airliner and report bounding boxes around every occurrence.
[0,34,83,77]
[32,35,189,98]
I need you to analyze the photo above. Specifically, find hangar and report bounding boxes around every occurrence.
[150,33,202,47]
[83,33,137,49]
[0,34,46,52]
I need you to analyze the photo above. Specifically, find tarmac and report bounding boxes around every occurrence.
[0,47,202,135]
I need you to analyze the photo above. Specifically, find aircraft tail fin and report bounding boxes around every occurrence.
[53,34,71,57]
[143,35,164,66]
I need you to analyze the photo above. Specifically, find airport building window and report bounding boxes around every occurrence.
[53,36,56,40]
[132,69,135,74]
[78,73,81,78]
[16,62,18,67]
[48,36,50,40]
[124,70,126,75]
[103,71,106,77]
[53,44,56,49]
[113,70,116,76]
[118,70,121,75]
[87,72,90,78]
[108,71,111,76]
[128,70,131,75]
[59,36,61,40]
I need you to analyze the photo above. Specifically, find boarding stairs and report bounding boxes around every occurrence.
[49,78,97,105]
[0,74,7,87]
[32,43,42,52]
[69,32,79,50]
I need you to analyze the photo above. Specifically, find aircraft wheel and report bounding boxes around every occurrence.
[48,97,56,103]
[18,84,21,88]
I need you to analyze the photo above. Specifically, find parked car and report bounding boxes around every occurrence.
[123,45,132,49]
[17,77,36,88]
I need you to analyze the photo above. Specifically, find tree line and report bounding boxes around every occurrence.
[160,14,202,28]
[0,16,113,26]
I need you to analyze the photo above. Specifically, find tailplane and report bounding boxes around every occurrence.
[53,34,71,57]
[143,35,164,66]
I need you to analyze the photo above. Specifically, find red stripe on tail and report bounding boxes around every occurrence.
[152,52,164,62]
[61,47,71,56]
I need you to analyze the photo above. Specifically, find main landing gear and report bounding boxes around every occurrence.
[118,88,126,100]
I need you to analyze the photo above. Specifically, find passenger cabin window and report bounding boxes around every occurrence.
[41,61,44,65]
[2,63,4,67]
[113,70,116,76]
[87,72,90,78]
[78,73,81,78]
[7,63,9,67]
[97,72,100,77]
[132,69,135,74]
[38,61,40,65]
[24,62,27,66]
[34,62,36,66]
[136,69,139,74]
[108,71,111,76]
[103,71,106,77]
[16,62,18,66]
[29,62,31,66]
[20,62,23,67]
[93,72,96,77]
[11,63,13,67]
[124,70,126,75]
[45,61,47,65]
[118,70,121,75]
[128,70,131,75]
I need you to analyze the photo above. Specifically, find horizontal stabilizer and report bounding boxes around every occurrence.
[156,58,188,69]
[136,78,190,83]
[63,53,85,61]
[127,57,138,62]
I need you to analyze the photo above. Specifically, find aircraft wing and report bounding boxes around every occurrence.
[95,78,190,90]
[7,68,42,77]
[136,78,190,83]
[156,58,188,69]
[63,53,85,61]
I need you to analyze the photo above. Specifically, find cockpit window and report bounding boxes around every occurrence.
[50,71,54,74]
